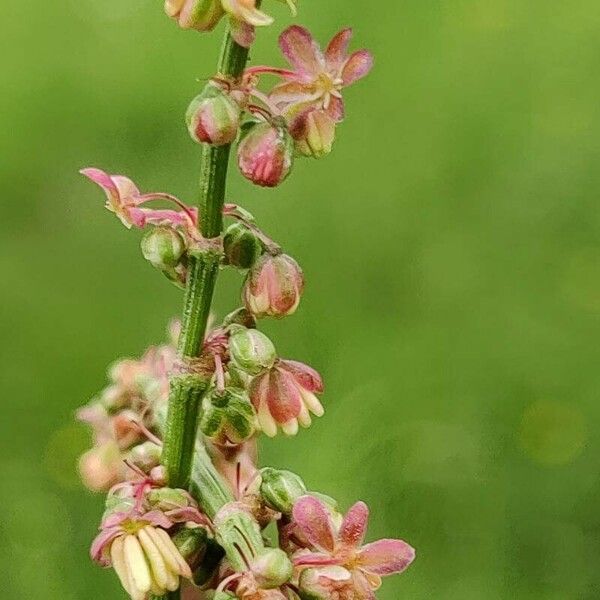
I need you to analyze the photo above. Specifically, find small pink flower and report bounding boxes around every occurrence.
[249,359,324,437]
[237,121,294,187]
[80,168,198,230]
[243,253,304,318]
[269,26,373,124]
[292,496,415,599]
[90,483,207,599]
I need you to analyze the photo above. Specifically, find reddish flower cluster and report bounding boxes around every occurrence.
[77,3,413,600]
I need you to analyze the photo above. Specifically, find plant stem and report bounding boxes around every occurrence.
[162,30,251,489]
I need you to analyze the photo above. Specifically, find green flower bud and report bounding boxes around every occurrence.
[228,327,276,375]
[141,226,187,269]
[223,222,262,269]
[126,441,162,472]
[199,387,257,443]
[260,467,307,514]
[251,547,293,589]
[146,487,189,511]
[186,84,241,146]
[171,526,208,562]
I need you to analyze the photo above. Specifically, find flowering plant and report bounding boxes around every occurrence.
[77,4,414,599]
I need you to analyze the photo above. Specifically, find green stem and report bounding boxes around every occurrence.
[162,29,251,491]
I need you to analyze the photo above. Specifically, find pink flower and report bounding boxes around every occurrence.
[292,496,415,599]
[243,253,304,318]
[80,168,198,230]
[269,26,373,124]
[249,359,324,437]
[90,482,208,599]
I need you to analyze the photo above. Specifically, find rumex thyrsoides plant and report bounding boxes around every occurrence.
[76,3,415,599]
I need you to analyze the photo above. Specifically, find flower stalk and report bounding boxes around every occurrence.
[162,28,252,491]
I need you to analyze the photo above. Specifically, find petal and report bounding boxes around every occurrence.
[293,552,340,568]
[357,539,416,576]
[222,0,273,26]
[351,569,377,599]
[278,359,324,393]
[142,510,174,529]
[279,25,325,78]
[325,28,353,71]
[292,495,336,553]
[341,50,374,86]
[112,175,141,203]
[270,81,322,108]
[90,528,122,566]
[80,168,119,208]
[326,95,345,123]
[267,369,302,423]
[339,502,369,549]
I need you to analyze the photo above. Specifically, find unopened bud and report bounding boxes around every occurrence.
[141,226,187,269]
[127,441,162,472]
[223,223,262,269]
[243,254,304,318]
[251,547,293,589]
[200,387,257,443]
[165,0,225,32]
[186,85,241,146]
[229,327,276,375]
[259,467,307,514]
[237,121,294,187]
[147,487,189,511]
[292,109,336,159]
[171,526,208,563]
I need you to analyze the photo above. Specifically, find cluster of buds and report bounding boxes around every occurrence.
[77,2,415,600]
[180,24,372,187]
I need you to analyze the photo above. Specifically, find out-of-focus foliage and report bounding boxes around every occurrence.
[1,1,600,598]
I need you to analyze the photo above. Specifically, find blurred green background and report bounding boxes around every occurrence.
[2,1,600,598]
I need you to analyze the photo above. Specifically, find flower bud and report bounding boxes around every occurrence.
[229,327,277,375]
[147,487,190,511]
[171,526,208,563]
[186,85,241,146]
[165,0,225,32]
[243,254,304,319]
[223,222,262,269]
[251,548,293,589]
[199,387,257,443]
[127,441,162,472]
[237,121,294,187]
[291,109,336,159]
[141,226,187,269]
[259,467,307,514]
